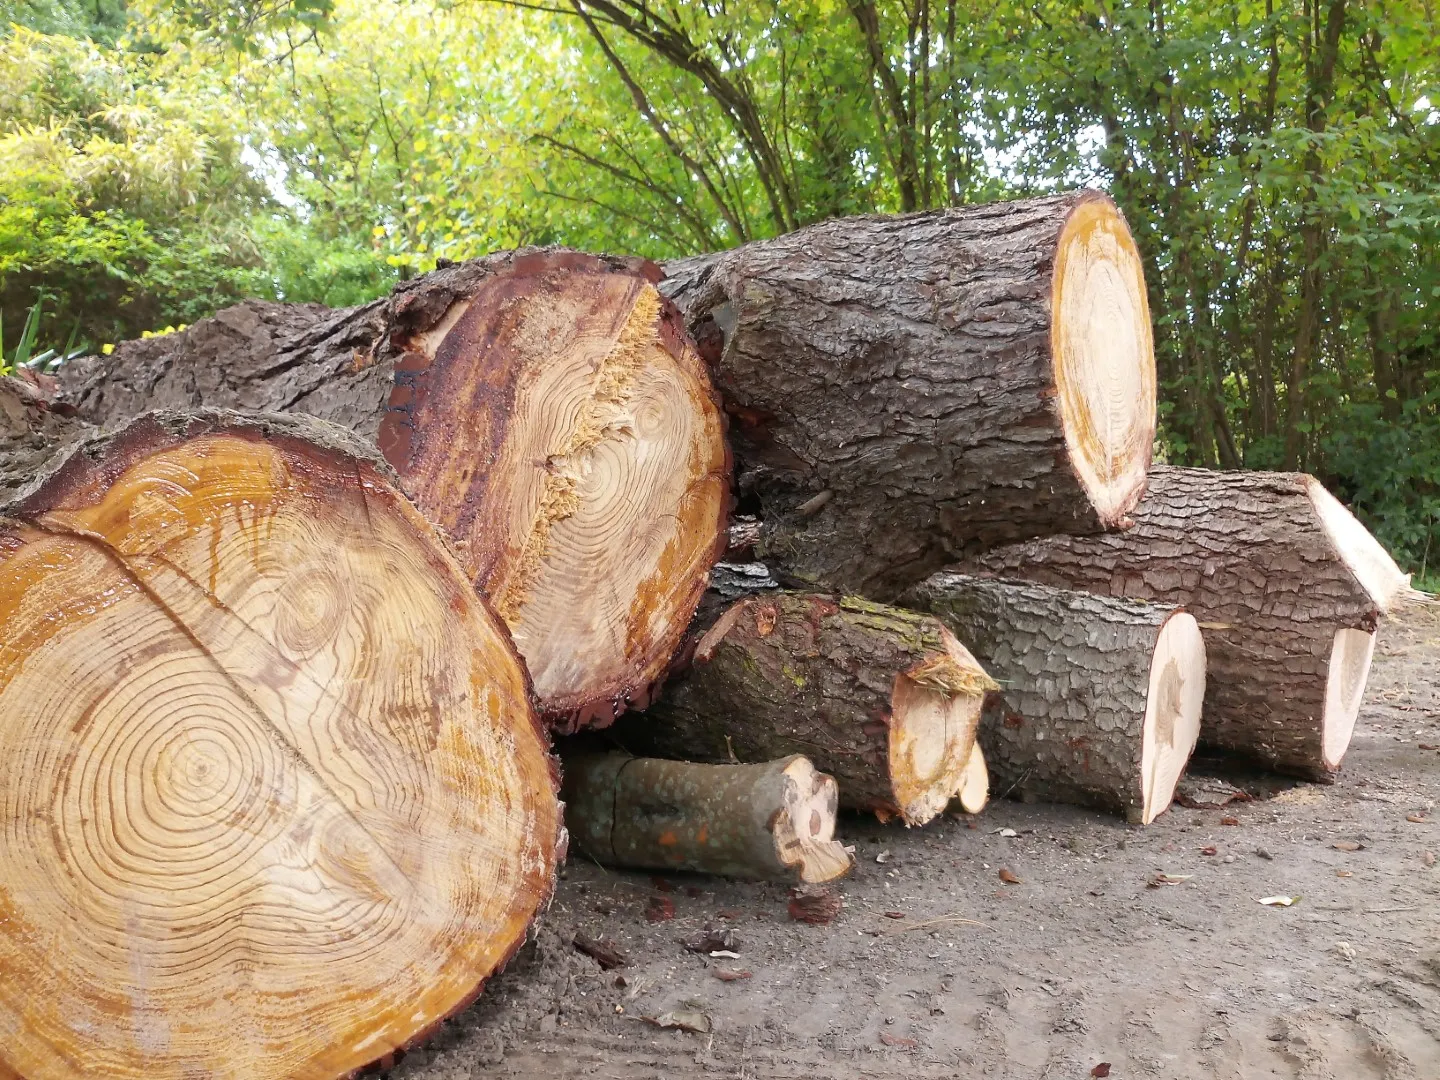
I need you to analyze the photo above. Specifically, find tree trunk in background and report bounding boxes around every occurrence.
[58,251,731,733]
[947,465,1411,779]
[661,190,1156,600]
[907,573,1206,824]
[0,410,561,1080]
[562,753,852,884]
[623,592,997,826]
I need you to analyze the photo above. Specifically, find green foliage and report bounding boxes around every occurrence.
[0,27,272,346]
[1,0,128,43]
[3,0,1438,573]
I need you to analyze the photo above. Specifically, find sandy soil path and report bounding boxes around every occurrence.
[395,603,1440,1079]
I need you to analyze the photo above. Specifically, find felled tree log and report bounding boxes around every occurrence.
[661,190,1156,599]
[59,251,730,732]
[0,410,562,1080]
[628,593,998,826]
[950,466,1413,779]
[908,573,1206,824]
[563,754,851,884]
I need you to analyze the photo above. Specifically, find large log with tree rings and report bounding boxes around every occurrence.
[909,573,1206,824]
[57,251,731,731]
[661,189,1155,599]
[0,410,562,1080]
[948,466,1414,778]
[626,592,998,826]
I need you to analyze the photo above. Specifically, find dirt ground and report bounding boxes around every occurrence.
[395,602,1440,1080]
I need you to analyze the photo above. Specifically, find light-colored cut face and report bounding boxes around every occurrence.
[1139,612,1206,825]
[956,741,990,815]
[772,756,852,884]
[0,431,557,1080]
[1051,196,1156,525]
[1306,478,1412,613]
[385,267,727,724]
[888,629,993,826]
[1322,627,1377,769]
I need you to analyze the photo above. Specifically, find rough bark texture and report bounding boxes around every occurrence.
[623,592,996,826]
[661,190,1155,600]
[949,465,1388,778]
[907,573,1202,823]
[0,376,94,498]
[562,753,851,884]
[0,410,562,1080]
[58,250,731,732]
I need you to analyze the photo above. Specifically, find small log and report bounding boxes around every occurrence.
[562,754,852,884]
[662,190,1156,599]
[0,410,562,1080]
[628,592,998,826]
[59,251,731,732]
[908,573,1207,824]
[950,466,1413,778]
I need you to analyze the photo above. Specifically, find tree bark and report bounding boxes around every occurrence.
[0,375,94,496]
[58,251,731,732]
[562,753,851,884]
[0,409,562,1080]
[661,190,1156,599]
[907,573,1206,824]
[622,592,997,826]
[947,465,1412,779]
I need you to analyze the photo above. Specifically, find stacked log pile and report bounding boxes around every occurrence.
[0,189,1417,1078]
[947,466,1414,779]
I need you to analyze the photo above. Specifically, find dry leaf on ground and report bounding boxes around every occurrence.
[1148,873,1193,887]
[639,1010,712,1034]
[879,1032,918,1049]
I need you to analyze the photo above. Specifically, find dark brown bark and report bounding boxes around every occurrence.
[948,466,1409,779]
[623,592,996,826]
[0,376,95,500]
[661,190,1156,600]
[57,251,731,733]
[906,574,1205,824]
[561,753,851,883]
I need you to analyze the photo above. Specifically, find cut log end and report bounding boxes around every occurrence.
[889,630,997,825]
[772,755,852,884]
[1305,478,1413,613]
[0,413,560,1080]
[561,753,850,884]
[1140,612,1207,824]
[1322,627,1378,771]
[380,255,729,730]
[956,741,990,815]
[1051,195,1155,527]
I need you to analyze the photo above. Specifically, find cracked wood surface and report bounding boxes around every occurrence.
[0,411,561,1080]
[57,251,730,731]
